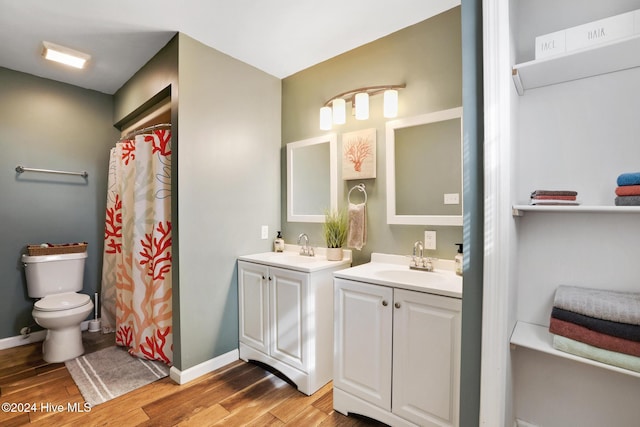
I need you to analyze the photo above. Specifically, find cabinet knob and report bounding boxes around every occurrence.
[382,300,388,307]
[395,302,401,309]
[268,276,272,281]
[262,275,266,280]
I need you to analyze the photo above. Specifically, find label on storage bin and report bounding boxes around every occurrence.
[535,30,566,59]
[565,11,634,52]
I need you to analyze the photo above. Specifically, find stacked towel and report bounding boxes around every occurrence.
[530,190,579,206]
[615,172,640,206]
[550,285,640,372]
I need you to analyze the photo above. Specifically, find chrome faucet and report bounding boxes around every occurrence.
[413,240,424,260]
[297,233,315,257]
[410,240,434,272]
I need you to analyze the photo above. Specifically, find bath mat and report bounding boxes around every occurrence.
[65,345,169,406]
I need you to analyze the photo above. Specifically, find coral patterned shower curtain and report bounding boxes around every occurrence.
[100,128,172,364]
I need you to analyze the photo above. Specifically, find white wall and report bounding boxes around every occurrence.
[508,2,640,425]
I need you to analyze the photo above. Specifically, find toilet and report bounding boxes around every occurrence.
[22,251,94,363]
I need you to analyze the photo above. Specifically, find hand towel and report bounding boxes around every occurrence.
[530,190,578,197]
[347,202,366,250]
[529,199,580,206]
[531,195,577,201]
[553,285,640,325]
[552,334,640,373]
[552,307,640,342]
[617,172,640,186]
[549,318,640,357]
[615,185,640,197]
[615,196,640,206]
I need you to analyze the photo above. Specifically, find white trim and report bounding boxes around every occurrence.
[0,330,46,350]
[169,348,239,384]
[385,107,464,226]
[286,133,337,223]
[480,0,512,426]
[0,320,95,351]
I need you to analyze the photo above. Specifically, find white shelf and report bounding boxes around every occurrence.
[510,321,640,379]
[512,33,640,95]
[512,204,640,216]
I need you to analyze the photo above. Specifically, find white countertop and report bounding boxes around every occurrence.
[239,245,352,273]
[333,253,462,299]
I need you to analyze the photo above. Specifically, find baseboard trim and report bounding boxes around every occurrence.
[0,320,95,351]
[0,330,47,350]
[169,348,239,384]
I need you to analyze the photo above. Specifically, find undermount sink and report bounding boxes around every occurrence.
[333,253,462,299]
[238,247,352,273]
[265,254,319,264]
[375,268,452,286]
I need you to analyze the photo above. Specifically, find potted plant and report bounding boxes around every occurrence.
[323,208,348,261]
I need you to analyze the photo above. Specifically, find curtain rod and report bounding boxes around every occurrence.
[118,123,171,142]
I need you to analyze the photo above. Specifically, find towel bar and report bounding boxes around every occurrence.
[15,165,88,178]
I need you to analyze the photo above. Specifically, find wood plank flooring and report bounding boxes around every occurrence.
[0,332,385,426]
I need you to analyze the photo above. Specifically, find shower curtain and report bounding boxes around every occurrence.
[100,128,173,364]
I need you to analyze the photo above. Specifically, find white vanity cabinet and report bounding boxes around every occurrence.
[334,277,461,427]
[237,250,350,395]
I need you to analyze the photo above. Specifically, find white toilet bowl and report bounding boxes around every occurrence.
[32,292,94,363]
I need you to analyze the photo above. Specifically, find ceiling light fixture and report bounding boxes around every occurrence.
[319,84,405,130]
[42,41,90,69]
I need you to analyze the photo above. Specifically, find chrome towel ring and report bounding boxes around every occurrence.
[348,183,367,204]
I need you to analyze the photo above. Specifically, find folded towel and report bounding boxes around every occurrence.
[552,307,640,342]
[531,195,577,201]
[549,318,640,357]
[531,190,578,197]
[347,202,366,250]
[530,200,580,206]
[615,185,640,197]
[552,334,640,373]
[617,172,640,186]
[554,285,640,325]
[615,196,640,206]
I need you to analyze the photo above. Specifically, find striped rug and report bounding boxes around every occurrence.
[65,345,169,406]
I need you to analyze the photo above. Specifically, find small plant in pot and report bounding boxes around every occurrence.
[323,208,348,261]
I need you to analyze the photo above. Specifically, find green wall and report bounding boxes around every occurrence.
[175,33,281,370]
[113,33,281,371]
[0,67,118,339]
[281,8,463,266]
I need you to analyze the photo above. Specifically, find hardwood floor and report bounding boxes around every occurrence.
[0,332,385,426]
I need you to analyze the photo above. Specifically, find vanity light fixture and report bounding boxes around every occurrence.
[42,41,90,69]
[319,84,405,130]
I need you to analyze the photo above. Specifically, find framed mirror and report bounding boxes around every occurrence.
[386,107,463,226]
[287,134,337,222]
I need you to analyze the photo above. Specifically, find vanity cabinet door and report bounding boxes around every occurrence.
[334,278,393,411]
[392,288,461,427]
[238,261,270,354]
[269,266,309,372]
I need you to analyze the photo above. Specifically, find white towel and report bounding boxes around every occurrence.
[347,202,366,250]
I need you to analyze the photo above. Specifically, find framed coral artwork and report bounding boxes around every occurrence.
[342,128,376,180]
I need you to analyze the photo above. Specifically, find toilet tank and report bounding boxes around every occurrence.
[22,252,87,298]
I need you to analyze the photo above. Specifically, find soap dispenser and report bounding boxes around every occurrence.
[454,243,463,276]
[274,231,285,252]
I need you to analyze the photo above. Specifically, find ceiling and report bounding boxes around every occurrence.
[0,0,459,94]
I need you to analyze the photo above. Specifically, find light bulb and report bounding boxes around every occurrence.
[332,98,346,124]
[319,106,332,130]
[355,93,369,120]
[383,89,398,118]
